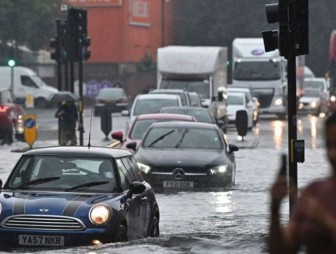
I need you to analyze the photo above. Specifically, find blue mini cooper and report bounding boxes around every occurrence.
[0,146,160,250]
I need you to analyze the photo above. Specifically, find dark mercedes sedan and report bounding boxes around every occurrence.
[0,146,159,250]
[127,121,239,192]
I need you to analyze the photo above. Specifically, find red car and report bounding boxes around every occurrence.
[109,113,196,152]
[0,89,25,144]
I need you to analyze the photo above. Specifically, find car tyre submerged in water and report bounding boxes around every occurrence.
[149,216,160,237]
[116,224,128,242]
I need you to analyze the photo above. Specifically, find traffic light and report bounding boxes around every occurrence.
[66,8,89,62]
[7,59,15,67]
[50,36,61,62]
[262,0,289,58]
[262,0,309,58]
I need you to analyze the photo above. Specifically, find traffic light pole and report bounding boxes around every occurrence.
[287,0,298,214]
[78,47,84,146]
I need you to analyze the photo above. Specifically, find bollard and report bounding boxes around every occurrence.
[25,93,34,108]
[236,110,248,140]
[100,109,112,140]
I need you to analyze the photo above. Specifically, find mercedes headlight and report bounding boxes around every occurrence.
[310,101,317,108]
[137,162,151,174]
[274,98,283,106]
[209,165,229,175]
[90,204,111,225]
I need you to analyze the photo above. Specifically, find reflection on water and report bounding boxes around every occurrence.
[211,191,233,214]
[309,115,318,149]
[271,120,284,149]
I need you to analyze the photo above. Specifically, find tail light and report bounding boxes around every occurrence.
[116,98,127,103]
[96,99,105,104]
[0,105,9,113]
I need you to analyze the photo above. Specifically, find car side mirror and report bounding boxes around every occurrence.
[228,144,239,153]
[111,131,123,142]
[121,181,146,203]
[126,141,137,151]
[129,181,146,194]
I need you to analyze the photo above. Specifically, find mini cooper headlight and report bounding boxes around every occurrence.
[209,165,229,175]
[90,204,111,225]
[137,162,151,174]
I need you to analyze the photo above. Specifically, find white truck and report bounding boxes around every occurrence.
[0,66,58,108]
[232,38,287,118]
[157,46,228,129]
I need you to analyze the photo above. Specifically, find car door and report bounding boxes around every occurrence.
[116,157,150,240]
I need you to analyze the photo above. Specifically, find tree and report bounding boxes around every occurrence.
[0,0,63,64]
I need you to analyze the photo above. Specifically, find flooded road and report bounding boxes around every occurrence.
[0,113,330,254]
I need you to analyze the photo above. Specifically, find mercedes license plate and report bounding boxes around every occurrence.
[19,235,64,246]
[163,181,194,189]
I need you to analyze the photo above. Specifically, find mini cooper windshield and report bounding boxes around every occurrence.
[5,155,118,192]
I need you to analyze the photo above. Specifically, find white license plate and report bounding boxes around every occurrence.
[19,235,64,246]
[163,181,194,189]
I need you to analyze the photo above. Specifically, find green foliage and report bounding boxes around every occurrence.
[0,0,63,51]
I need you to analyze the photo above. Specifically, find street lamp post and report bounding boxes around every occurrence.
[8,59,15,98]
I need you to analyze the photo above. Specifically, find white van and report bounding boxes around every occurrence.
[0,66,58,108]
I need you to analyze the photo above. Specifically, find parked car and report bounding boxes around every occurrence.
[160,106,217,125]
[228,86,260,125]
[0,89,25,144]
[128,121,239,192]
[0,146,160,250]
[94,87,129,116]
[110,113,196,151]
[298,88,329,116]
[227,92,254,130]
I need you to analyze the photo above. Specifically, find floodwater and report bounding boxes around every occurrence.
[0,114,330,254]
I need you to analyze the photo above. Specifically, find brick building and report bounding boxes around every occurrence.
[63,0,173,101]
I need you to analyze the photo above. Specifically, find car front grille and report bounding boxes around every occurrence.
[252,88,274,108]
[2,215,86,231]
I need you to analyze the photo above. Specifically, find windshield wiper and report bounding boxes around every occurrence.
[148,130,175,147]
[13,177,60,190]
[65,181,109,192]
[175,128,188,148]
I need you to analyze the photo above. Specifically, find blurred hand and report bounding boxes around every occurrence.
[270,155,288,211]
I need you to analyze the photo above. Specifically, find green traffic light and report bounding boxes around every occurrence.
[8,59,15,67]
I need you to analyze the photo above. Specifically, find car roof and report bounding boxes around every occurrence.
[228,91,246,97]
[304,78,326,83]
[135,93,180,100]
[23,146,132,158]
[136,113,195,121]
[150,121,218,129]
[150,89,186,93]
[161,106,210,112]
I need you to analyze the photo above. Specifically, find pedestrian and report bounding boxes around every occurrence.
[269,112,336,253]
[55,99,78,146]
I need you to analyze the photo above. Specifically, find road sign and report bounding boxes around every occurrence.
[24,114,38,148]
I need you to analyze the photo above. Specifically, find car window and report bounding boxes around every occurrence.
[116,158,133,190]
[133,98,179,115]
[121,156,143,182]
[130,119,156,139]
[21,76,38,88]
[143,127,223,149]
[228,94,245,105]
[6,155,118,192]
